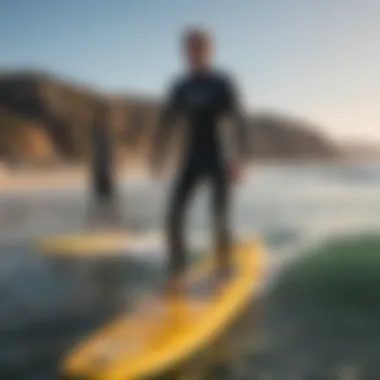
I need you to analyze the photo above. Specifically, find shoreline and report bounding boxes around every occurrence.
[1,159,380,193]
[0,164,150,193]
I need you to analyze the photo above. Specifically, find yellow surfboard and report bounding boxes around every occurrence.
[37,230,132,257]
[61,239,264,380]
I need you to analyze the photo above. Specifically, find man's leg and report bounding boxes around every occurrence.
[167,164,200,286]
[210,163,232,277]
[102,182,122,227]
[88,173,119,228]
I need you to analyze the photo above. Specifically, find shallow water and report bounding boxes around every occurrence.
[1,163,380,379]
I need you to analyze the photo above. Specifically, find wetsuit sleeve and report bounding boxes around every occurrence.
[224,77,250,161]
[151,81,183,166]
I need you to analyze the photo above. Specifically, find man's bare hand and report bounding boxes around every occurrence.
[228,161,245,185]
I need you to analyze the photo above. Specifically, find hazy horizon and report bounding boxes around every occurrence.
[1,0,378,144]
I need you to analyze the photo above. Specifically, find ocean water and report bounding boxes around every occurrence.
[1,163,380,379]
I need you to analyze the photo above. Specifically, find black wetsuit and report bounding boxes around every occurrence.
[154,70,249,276]
[91,107,113,202]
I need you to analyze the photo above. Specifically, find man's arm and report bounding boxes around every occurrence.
[224,76,250,162]
[151,81,182,172]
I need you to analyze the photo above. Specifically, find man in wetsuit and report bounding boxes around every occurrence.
[151,27,249,291]
[88,103,119,227]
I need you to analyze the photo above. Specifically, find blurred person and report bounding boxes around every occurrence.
[88,102,120,227]
[151,27,250,294]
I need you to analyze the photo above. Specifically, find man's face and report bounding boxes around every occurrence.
[184,32,213,72]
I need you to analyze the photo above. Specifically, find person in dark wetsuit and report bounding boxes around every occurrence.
[89,103,119,226]
[151,28,250,292]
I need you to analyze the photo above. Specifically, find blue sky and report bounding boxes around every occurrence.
[1,0,379,142]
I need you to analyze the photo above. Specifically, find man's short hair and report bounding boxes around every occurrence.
[182,26,212,47]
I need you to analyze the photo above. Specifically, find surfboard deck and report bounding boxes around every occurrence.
[37,230,131,257]
[61,239,264,380]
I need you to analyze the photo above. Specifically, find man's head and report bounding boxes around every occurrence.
[182,27,213,72]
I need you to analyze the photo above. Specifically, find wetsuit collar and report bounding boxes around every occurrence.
[189,68,212,78]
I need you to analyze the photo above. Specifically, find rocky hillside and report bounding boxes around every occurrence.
[0,71,337,166]
[340,142,380,161]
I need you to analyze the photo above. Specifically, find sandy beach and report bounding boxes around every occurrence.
[0,163,150,193]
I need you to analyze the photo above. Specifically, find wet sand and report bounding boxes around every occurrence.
[0,164,150,193]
